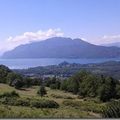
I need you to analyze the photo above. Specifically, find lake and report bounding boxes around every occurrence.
[0,58,120,69]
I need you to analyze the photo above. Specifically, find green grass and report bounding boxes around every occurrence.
[0,83,103,118]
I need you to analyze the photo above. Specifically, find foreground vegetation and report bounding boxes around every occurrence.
[0,84,103,118]
[1,64,120,118]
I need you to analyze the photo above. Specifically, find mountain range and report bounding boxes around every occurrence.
[2,37,120,58]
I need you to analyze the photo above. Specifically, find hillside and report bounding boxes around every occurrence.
[1,64,120,118]
[2,37,120,58]
[0,83,102,118]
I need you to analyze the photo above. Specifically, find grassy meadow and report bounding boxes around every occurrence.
[0,83,104,118]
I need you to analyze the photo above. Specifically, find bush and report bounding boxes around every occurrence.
[62,100,79,108]
[63,100,104,113]
[30,99,59,108]
[14,79,24,89]
[11,91,20,97]
[37,86,47,97]
[50,84,57,89]
[102,100,120,118]
[0,91,19,98]
[50,94,63,98]
[15,98,30,106]
[0,96,59,109]
[50,94,74,99]
[0,97,30,107]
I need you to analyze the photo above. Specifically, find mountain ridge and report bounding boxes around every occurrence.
[2,37,120,58]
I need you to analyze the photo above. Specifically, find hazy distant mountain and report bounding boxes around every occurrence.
[2,37,120,58]
[102,42,120,47]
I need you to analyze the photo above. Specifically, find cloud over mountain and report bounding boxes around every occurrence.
[2,37,120,59]
[101,34,120,44]
[0,28,64,55]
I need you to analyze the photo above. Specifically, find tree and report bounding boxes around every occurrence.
[97,76,117,102]
[55,80,61,89]
[0,65,11,83]
[116,85,120,99]
[79,74,98,97]
[7,72,23,87]
[98,84,110,102]
[67,78,79,94]
[105,77,117,98]
[60,70,120,102]
[24,77,32,88]
[14,79,24,89]
[51,77,57,84]
[37,86,47,97]
[60,80,68,91]
[32,78,43,86]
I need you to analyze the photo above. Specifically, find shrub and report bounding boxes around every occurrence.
[0,96,59,109]
[63,100,104,113]
[50,84,57,89]
[30,99,59,108]
[0,97,17,105]
[11,91,20,97]
[50,94,74,99]
[37,86,47,97]
[15,98,30,106]
[0,91,19,98]
[50,94,63,98]
[0,97,30,107]
[102,100,120,118]
[14,79,24,89]
[62,100,79,108]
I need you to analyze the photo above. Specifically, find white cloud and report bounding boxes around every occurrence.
[102,35,120,40]
[91,34,120,45]
[80,37,87,41]
[100,34,120,44]
[0,28,64,55]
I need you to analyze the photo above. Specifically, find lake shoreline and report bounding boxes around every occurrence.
[0,58,120,69]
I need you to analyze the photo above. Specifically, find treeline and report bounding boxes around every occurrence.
[0,65,42,89]
[62,71,120,102]
[45,70,120,102]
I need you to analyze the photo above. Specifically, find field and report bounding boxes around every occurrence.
[0,83,104,118]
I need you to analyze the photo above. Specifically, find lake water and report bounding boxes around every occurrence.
[0,58,120,69]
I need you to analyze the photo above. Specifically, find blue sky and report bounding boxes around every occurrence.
[0,0,120,54]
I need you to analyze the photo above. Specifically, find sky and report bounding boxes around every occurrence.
[0,0,120,54]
